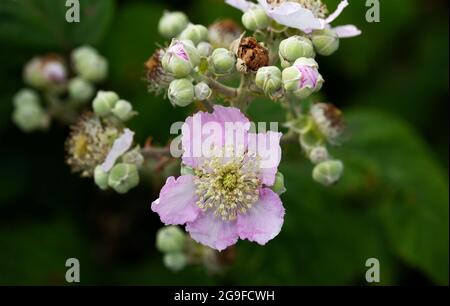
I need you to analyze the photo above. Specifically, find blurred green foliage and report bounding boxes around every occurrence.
[0,0,448,285]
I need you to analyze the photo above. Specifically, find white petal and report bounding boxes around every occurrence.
[258,0,324,31]
[326,0,349,24]
[333,25,362,38]
[225,0,253,12]
[102,128,134,172]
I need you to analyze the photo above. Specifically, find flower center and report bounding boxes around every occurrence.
[194,153,261,221]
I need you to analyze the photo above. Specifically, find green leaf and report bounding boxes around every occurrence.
[0,0,115,50]
[336,108,449,284]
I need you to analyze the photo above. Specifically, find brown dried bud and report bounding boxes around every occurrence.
[208,19,243,49]
[145,49,173,95]
[236,37,269,73]
[310,103,346,145]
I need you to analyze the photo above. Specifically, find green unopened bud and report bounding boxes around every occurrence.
[168,79,195,107]
[162,40,200,78]
[12,100,47,133]
[13,89,39,109]
[122,146,145,168]
[163,253,187,272]
[158,11,189,39]
[72,46,108,82]
[271,172,287,195]
[197,42,214,57]
[68,78,94,103]
[108,163,140,194]
[92,91,119,116]
[282,58,324,99]
[179,24,208,45]
[313,160,344,186]
[312,29,340,56]
[112,100,135,121]
[23,56,67,90]
[309,146,330,164]
[242,7,270,31]
[255,66,282,94]
[156,226,187,253]
[279,36,315,63]
[194,82,212,101]
[94,165,109,190]
[210,48,236,75]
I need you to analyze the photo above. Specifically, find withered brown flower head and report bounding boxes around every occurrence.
[310,103,345,145]
[65,113,120,177]
[208,19,243,49]
[237,37,269,73]
[145,49,173,95]
[267,0,328,18]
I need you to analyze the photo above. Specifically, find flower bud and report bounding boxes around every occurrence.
[309,146,330,164]
[168,79,195,107]
[312,160,344,186]
[94,165,109,190]
[158,11,189,39]
[255,66,282,94]
[312,29,340,56]
[210,48,236,75]
[13,89,39,109]
[197,42,214,57]
[108,163,140,194]
[162,40,200,78]
[24,56,67,89]
[271,172,287,195]
[310,103,345,145]
[179,24,208,45]
[156,226,187,253]
[72,46,108,83]
[163,253,187,272]
[112,100,135,121]
[242,7,270,31]
[194,82,212,101]
[12,98,47,133]
[279,36,315,63]
[68,78,94,103]
[122,146,144,168]
[92,91,119,117]
[282,57,324,99]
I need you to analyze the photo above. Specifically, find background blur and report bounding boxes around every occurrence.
[0,0,448,285]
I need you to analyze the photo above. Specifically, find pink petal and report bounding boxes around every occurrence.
[248,131,282,186]
[102,128,134,172]
[181,106,250,168]
[186,212,239,251]
[258,0,325,31]
[151,175,201,225]
[332,25,362,38]
[225,0,253,12]
[237,188,285,245]
[326,0,349,24]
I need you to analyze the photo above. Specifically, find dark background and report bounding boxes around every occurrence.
[0,0,448,285]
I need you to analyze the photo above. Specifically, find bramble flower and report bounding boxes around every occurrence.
[152,106,285,251]
[226,0,361,37]
[65,113,121,177]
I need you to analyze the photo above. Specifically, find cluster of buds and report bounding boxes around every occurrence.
[12,46,108,132]
[156,226,234,273]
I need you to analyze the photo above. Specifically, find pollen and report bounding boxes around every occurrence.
[193,151,261,221]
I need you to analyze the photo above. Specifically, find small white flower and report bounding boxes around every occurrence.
[226,0,361,38]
